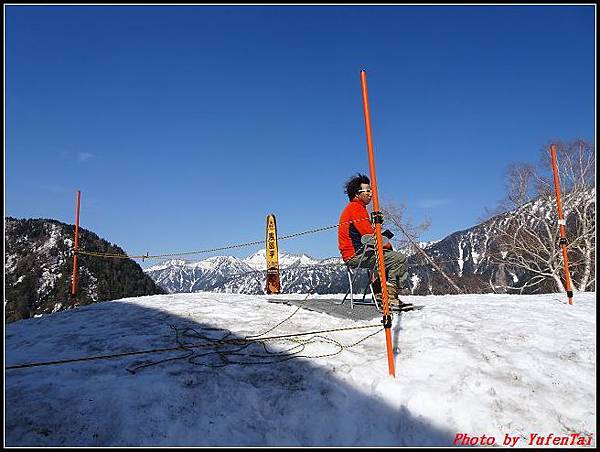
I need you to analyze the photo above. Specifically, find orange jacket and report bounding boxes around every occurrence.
[337,199,372,261]
[338,199,392,261]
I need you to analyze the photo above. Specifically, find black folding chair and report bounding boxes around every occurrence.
[339,264,381,310]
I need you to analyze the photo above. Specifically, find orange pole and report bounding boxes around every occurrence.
[70,190,81,308]
[360,70,396,377]
[550,144,573,305]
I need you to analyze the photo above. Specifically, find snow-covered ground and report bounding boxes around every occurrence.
[4,292,596,447]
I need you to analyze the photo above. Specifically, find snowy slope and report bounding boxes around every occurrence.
[4,292,596,447]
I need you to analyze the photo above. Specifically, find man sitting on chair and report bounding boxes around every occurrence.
[337,173,408,306]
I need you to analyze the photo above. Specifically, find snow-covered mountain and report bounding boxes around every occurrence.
[6,186,592,323]
[145,256,261,294]
[144,250,358,295]
[145,188,594,296]
[244,249,320,271]
[408,188,595,294]
[4,217,165,323]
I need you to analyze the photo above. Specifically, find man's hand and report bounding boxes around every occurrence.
[361,234,390,248]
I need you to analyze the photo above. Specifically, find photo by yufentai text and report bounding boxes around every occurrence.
[454,433,594,447]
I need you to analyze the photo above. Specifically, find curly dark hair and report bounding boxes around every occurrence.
[344,173,370,201]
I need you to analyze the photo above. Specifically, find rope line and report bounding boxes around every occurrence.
[124,292,384,373]
[8,290,387,373]
[75,217,372,260]
[75,213,463,278]
[6,323,382,371]
[127,324,383,373]
[143,258,465,292]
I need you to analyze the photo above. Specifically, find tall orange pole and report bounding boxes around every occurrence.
[550,144,573,305]
[360,70,396,377]
[70,190,81,308]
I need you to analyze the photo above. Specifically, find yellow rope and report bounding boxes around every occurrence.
[6,323,382,370]
[76,217,372,261]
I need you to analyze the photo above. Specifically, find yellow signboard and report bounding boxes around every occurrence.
[265,214,281,294]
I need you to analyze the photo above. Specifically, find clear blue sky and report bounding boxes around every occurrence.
[5,5,596,265]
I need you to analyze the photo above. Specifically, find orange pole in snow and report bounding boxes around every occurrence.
[360,70,396,377]
[550,144,573,305]
[70,190,81,308]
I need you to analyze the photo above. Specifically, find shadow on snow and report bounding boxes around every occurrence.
[5,297,456,447]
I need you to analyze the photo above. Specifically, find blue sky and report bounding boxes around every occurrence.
[5,5,596,264]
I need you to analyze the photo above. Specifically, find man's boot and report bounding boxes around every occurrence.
[382,284,413,309]
[386,283,398,301]
[375,283,400,307]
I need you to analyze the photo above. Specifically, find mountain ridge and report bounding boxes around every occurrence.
[5,187,593,322]
[144,188,595,296]
[4,217,166,323]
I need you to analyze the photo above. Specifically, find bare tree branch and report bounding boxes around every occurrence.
[382,201,463,294]
[487,139,595,294]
